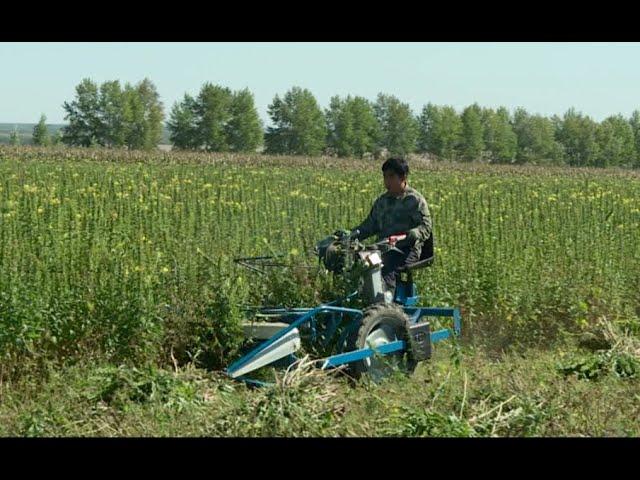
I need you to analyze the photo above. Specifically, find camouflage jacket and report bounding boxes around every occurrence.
[352,186,432,250]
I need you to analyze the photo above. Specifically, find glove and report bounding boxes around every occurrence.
[333,229,350,239]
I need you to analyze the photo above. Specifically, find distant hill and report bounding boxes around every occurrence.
[0,123,172,145]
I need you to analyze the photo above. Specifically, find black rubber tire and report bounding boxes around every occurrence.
[347,304,417,381]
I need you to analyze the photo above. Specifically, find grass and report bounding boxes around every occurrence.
[0,145,638,436]
[1,337,638,437]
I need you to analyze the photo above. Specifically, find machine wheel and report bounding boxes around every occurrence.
[347,304,417,382]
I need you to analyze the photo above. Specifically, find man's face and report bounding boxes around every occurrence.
[383,170,406,195]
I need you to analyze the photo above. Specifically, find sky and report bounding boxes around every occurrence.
[1,42,640,125]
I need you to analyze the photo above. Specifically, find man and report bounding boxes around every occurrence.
[349,157,432,291]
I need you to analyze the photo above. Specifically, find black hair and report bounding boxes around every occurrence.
[382,157,409,177]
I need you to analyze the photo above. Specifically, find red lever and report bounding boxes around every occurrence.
[388,233,407,245]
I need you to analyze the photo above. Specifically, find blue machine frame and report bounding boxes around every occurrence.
[226,284,462,384]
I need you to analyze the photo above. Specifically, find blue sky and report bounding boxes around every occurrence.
[1,42,640,125]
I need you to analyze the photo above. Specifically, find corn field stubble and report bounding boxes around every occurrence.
[0,146,639,436]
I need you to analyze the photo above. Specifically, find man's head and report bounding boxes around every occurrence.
[382,157,409,195]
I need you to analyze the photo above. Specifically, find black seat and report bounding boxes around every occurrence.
[398,232,434,272]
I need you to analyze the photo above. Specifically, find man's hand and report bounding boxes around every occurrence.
[388,233,407,246]
[333,229,360,240]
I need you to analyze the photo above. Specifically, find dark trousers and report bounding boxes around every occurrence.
[381,246,421,291]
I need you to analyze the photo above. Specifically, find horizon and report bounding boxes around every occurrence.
[2,42,640,125]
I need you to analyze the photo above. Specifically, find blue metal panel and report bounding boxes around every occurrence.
[394,281,419,306]
[453,308,462,336]
[322,340,405,368]
[227,305,363,377]
[404,296,419,306]
[431,328,451,343]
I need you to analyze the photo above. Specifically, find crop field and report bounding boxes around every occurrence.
[0,146,639,437]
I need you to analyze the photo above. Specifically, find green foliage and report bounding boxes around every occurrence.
[556,108,599,167]
[83,364,187,408]
[195,83,233,152]
[196,283,246,368]
[611,353,639,378]
[557,352,609,380]
[123,78,164,151]
[62,78,164,151]
[8,127,21,146]
[0,148,639,385]
[98,80,127,147]
[62,78,101,147]
[629,110,640,168]
[417,104,462,160]
[167,94,200,150]
[384,406,476,437]
[460,104,484,161]
[42,78,640,168]
[325,95,380,158]
[558,351,639,380]
[168,85,263,153]
[42,78,640,167]
[1,341,638,437]
[162,279,246,370]
[212,363,343,437]
[594,115,636,168]
[482,107,517,163]
[265,87,327,156]
[32,115,50,146]
[512,108,564,165]
[50,130,63,146]
[373,93,418,157]
[226,88,263,153]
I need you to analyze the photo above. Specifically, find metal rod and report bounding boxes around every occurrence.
[320,340,406,368]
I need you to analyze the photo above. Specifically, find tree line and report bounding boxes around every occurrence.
[31,78,640,168]
[36,78,165,150]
